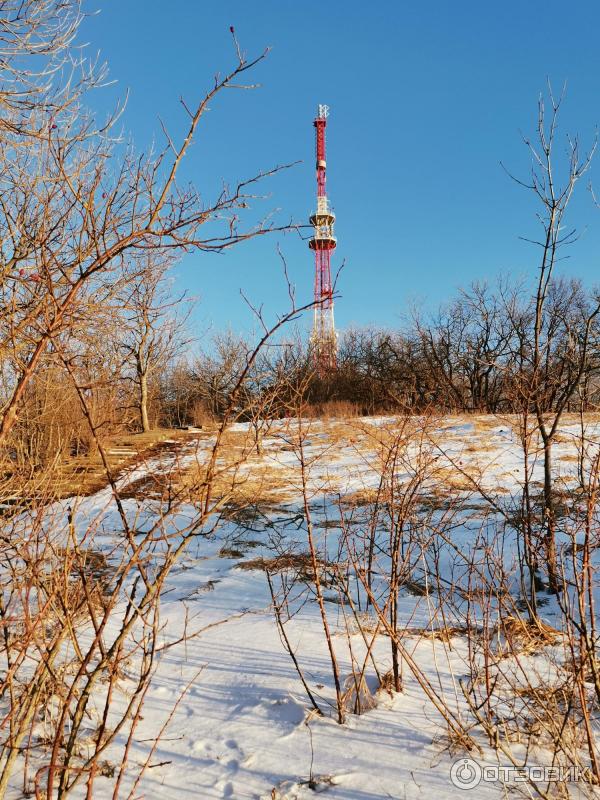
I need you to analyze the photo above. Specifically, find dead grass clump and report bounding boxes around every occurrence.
[342,487,386,507]
[424,478,477,510]
[432,465,477,492]
[219,501,280,525]
[237,552,312,571]
[409,625,468,642]
[376,670,401,696]
[219,546,245,559]
[497,615,562,655]
[419,492,453,512]
[316,518,341,529]
[462,442,483,454]
[507,681,590,757]
[472,416,514,435]
[552,432,573,444]
[320,420,365,448]
[218,467,297,508]
[237,552,319,582]
[218,429,255,450]
[404,580,429,596]
[559,453,579,463]
[303,400,362,419]
[60,575,110,619]
[342,672,378,714]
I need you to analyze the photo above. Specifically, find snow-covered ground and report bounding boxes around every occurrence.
[5,414,600,799]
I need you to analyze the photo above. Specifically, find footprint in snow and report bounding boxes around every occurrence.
[260,695,306,735]
[193,735,246,767]
[192,739,208,753]
[217,781,234,798]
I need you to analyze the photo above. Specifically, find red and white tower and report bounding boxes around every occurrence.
[309,104,337,374]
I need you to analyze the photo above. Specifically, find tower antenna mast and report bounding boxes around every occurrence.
[309,103,337,374]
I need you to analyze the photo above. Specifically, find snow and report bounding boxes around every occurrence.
[4,414,600,799]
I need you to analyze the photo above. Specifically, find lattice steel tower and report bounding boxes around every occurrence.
[309,104,337,373]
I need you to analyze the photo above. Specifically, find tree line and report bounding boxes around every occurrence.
[6,269,600,466]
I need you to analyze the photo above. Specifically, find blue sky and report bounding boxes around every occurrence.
[81,1,600,338]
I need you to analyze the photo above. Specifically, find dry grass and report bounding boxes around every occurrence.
[431,465,477,493]
[462,441,484,454]
[558,453,579,463]
[376,670,401,696]
[341,487,384,507]
[200,463,297,508]
[472,415,514,435]
[342,672,378,714]
[496,615,562,655]
[553,432,575,444]
[173,425,300,511]
[236,552,316,579]
[317,419,367,448]
[303,400,363,419]
[1,428,204,505]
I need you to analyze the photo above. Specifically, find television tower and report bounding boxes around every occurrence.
[309,104,337,374]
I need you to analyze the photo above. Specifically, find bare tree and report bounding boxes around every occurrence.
[0,6,292,451]
[118,255,193,433]
[505,88,599,591]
